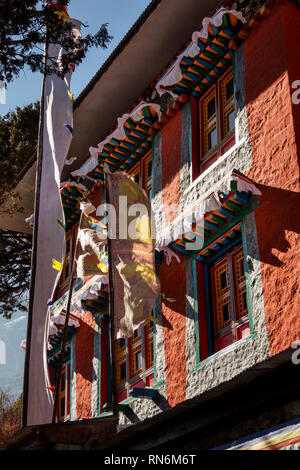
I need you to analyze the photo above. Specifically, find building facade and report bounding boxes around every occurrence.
[43,0,300,449]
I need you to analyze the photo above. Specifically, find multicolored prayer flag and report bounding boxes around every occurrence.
[76,205,109,280]
[106,171,160,339]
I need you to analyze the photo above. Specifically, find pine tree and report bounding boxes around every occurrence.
[0,229,31,319]
[0,1,112,317]
[0,104,39,318]
[0,0,112,83]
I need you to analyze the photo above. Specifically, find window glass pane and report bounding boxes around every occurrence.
[222,303,230,323]
[135,351,142,371]
[226,79,234,101]
[221,271,227,289]
[134,328,141,338]
[119,338,125,348]
[207,97,216,119]
[208,128,217,149]
[120,362,126,381]
[227,110,235,132]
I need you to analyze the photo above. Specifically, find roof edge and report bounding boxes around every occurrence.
[74,0,163,110]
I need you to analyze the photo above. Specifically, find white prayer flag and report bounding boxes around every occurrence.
[25,16,81,426]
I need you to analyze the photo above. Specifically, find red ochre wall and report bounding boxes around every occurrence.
[244,3,300,356]
[75,310,95,418]
[160,110,187,407]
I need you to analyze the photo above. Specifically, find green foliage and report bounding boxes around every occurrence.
[0,102,39,212]
[0,390,23,446]
[0,0,112,83]
[0,229,31,318]
[0,103,39,318]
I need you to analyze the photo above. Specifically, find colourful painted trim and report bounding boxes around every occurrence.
[171,193,252,257]
[215,416,300,450]
[192,258,201,364]
[241,217,255,335]
[204,263,213,357]
[88,106,159,180]
[50,278,83,314]
[98,380,165,418]
[60,183,84,230]
[48,327,76,360]
[161,12,246,99]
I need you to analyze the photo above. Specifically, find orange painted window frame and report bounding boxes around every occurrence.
[115,321,154,392]
[210,244,249,352]
[192,67,235,178]
[128,150,152,195]
[57,361,70,422]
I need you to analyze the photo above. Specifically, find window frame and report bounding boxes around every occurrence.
[128,150,152,196]
[56,360,71,422]
[195,216,254,362]
[191,66,236,179]
[115,321,154,399]
[206,239,250,355]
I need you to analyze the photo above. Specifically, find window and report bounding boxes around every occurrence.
[128,151,152,196]
[192,67,236,177]
[57,361,71,421]
[209,244,250,353]
[142,152,152,197]
[115,320,154,400]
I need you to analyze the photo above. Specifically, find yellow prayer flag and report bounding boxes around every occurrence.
[67,90,74,103]
[52,259,62,271]
[97,262,109,274]
[135,216,152,245]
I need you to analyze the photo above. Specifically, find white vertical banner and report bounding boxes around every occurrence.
[26,18,81,426]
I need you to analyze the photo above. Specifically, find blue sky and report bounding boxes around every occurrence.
[0,0,151,117]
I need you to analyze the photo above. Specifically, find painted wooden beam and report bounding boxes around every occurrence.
[129,387,158,399]
[103,402,130,413]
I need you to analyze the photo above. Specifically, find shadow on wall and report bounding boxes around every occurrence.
[158,252,196,327]
[254,183,300,268]
[122,392,170,424]
[75,319,97,382]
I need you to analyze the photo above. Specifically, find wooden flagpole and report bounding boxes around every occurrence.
[105,172,119,419]
[22,38,49,428]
